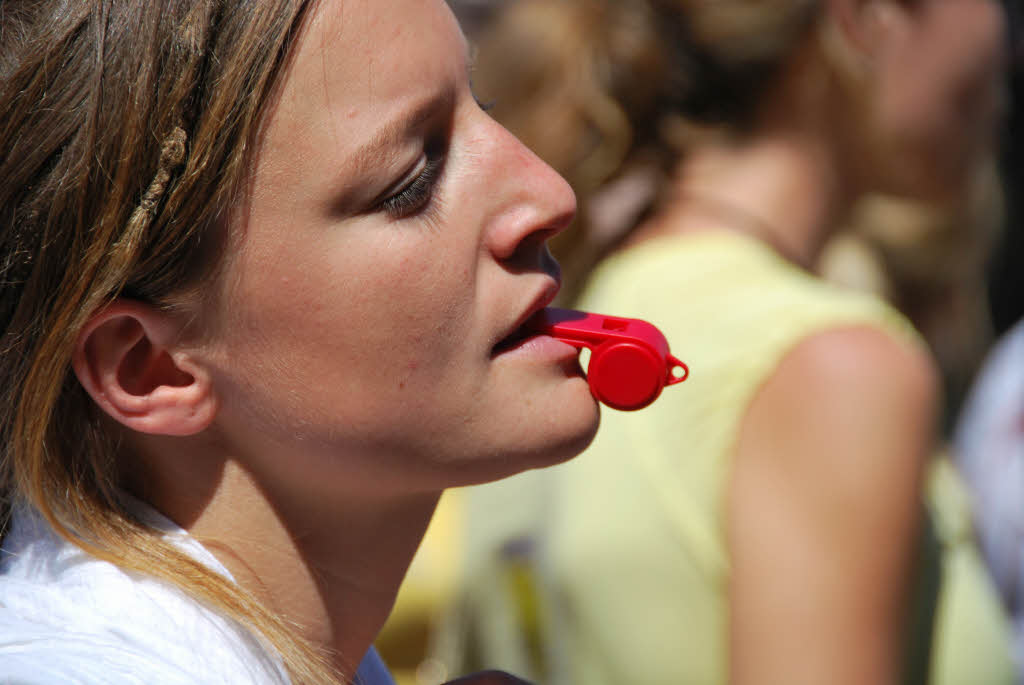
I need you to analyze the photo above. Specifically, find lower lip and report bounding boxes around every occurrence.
[493,333,580,360]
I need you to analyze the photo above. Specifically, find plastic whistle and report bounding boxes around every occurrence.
[526,307,689,411]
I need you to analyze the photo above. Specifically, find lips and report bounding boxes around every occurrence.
[491,280,559,356]
[492,321,541,354]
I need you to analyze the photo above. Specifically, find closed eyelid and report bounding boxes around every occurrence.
[378,149,447,218]
[349,85,457,179]
[326,88,457,219]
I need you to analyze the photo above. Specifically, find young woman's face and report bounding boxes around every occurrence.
[198,0,599,493]
[867,0,1007,200]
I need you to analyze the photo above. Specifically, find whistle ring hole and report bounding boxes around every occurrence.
[670,363,689,383]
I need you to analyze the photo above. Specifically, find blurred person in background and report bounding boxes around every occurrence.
[955,312,1024,680]
[381,0,1016,683]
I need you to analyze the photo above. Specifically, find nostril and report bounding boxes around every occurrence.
[501,236,563,278]
[541,247,562,282]
[487,202,570,261]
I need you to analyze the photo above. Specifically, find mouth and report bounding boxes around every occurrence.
[491,281,560,357]
[492,324,542,355]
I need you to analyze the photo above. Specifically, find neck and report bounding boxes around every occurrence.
[651,131,850,269]
[137,445,439,678]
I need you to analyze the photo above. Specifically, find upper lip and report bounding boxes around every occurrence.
[492,276,561,353]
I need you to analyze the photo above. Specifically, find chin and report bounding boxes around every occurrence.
[507,377,600,470]
[538,405,601,468]
[446,378,600,487]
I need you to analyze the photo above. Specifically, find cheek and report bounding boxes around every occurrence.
[203,235,486,464]
[226,233,478,395]
[356,252,475,376]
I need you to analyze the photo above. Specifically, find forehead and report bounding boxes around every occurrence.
[316,0,463,92]
[240,0,468,221]
[266,0,466,156]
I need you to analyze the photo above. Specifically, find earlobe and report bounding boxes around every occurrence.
[72,300,217,436]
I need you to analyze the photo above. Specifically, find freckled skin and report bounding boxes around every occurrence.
[193,0,598,495]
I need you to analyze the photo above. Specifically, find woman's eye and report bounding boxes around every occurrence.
[379,143,447,219]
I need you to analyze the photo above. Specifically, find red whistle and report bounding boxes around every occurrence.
[526,308,689,411]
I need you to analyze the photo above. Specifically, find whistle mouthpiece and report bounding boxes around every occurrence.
[526,308,688,411]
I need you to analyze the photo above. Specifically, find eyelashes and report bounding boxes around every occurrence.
[374,86,491,221]
[379,141,447,219]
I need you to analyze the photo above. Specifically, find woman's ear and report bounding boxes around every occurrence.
[72,299,217,436]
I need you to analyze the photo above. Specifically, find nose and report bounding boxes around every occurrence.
[482,120,577,263]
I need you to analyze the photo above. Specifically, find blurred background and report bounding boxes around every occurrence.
[375,1,1024,683]
[991,0,1024,337]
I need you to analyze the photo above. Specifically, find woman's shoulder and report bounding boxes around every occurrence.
[735,322,938,504]
[765,323,938,419]
[0,507,291,685]
[0,578,290,685]
[0,615,201,684]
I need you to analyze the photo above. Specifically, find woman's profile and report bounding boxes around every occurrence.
[0,1,601,683]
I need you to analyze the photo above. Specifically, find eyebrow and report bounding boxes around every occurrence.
[349,84,458,179]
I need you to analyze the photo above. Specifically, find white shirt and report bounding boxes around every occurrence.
[0,502,395,685]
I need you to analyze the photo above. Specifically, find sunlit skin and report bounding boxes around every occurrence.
[203,0,598,495]
[74,0,599,678]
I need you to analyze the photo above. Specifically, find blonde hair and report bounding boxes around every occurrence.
[0,1,343,682]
